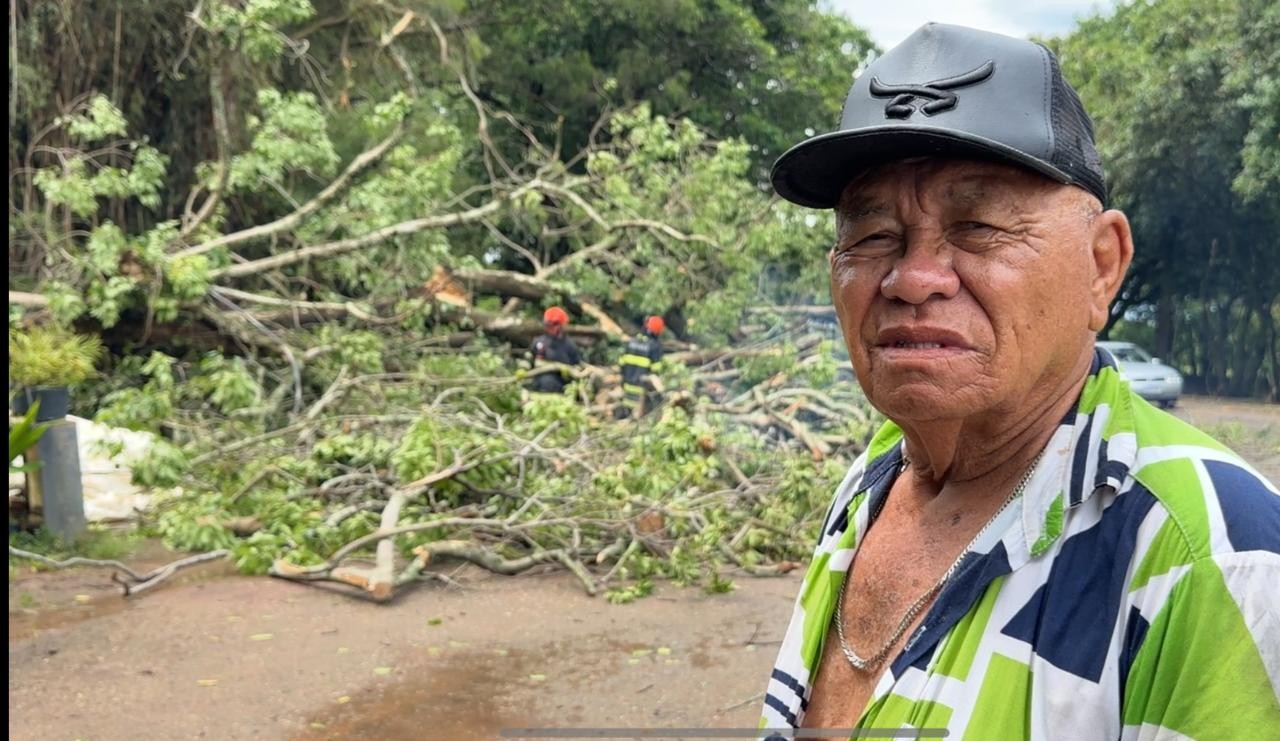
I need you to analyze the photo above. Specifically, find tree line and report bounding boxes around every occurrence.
[1051,0,1278,399]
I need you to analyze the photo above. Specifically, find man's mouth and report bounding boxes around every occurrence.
[890,341,947,350]
[875,327,974,353]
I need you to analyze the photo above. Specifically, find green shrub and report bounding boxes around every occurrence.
[8,403,50,473]
[9,326,104,387]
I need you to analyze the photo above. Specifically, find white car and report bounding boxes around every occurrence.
[1097,341,1183,408]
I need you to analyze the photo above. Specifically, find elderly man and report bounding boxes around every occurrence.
[761,23,1279,740]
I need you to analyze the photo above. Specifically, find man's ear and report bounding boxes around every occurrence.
[1088,210,1134,332]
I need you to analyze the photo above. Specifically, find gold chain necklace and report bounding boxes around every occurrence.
[834,450,1043,672]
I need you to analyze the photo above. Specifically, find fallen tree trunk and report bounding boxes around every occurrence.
[455,267,557,301]
[209,291,610,346]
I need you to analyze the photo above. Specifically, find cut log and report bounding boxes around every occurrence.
[424,265,470,307]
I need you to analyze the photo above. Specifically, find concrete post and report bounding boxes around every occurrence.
[26,419,86,539]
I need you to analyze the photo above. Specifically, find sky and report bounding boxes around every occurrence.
[825,0,1117,49]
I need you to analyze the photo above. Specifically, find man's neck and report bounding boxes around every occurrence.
[895,353,1093,490]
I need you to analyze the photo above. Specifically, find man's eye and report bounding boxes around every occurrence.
[950,221,1005,250]
[833,230,900,257]
[849,232,899,250]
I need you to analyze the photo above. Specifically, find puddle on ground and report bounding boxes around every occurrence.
[294,631,740,739]
[296,650,547,741]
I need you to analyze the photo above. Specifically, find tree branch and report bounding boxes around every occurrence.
[537,181,717,247]
[537,234,619,277]
[179,123,406,258]
[9,546,230,598]
[207,179,542,279]
[177,62,231,242]
[8,546,147,580]
[8,291,49,307]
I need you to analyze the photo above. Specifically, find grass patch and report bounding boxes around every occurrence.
[1203,421,1249,446]
[9,526,143,573]
[1201,421,1280,458]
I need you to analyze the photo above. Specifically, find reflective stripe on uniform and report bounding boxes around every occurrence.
[620,354,652,369]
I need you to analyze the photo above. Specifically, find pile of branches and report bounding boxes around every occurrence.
[121,323,877,602]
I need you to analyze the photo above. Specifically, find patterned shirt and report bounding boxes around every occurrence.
[762,351,1280,739]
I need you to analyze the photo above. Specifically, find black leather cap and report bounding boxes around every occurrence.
[771,23,1107,209]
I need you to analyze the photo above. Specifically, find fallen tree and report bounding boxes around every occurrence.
[36,325,868,603]
[7,6,865,603]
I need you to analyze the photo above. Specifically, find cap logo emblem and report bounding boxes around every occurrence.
[869,60,995,118]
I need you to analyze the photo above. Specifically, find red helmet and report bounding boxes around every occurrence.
[543,306,569,325]
[644,316,665,335]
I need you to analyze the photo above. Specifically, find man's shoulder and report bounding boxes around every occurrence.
[1124,395,1279,560]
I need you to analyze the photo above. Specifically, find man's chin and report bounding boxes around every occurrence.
[866,382,988,423]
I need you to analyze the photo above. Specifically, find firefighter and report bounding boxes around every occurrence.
[527,306,581,394]
[615,315,665,419]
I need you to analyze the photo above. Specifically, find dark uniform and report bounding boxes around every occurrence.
[528,333,581,394]
[616,333,663,417]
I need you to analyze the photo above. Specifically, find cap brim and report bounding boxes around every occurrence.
[770,127,1073,209]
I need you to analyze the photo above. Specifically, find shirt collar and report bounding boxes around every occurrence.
[1022,349,1138,555]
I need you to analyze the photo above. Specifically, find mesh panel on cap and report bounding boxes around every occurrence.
[1046,50,1108,205]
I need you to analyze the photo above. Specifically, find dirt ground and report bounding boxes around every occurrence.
[1168,395,1279,482]
[9,556,798,741]
[9,396,1277,741]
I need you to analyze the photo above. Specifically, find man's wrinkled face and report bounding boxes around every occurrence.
[831,159,1103,422]
[545,321,564,337]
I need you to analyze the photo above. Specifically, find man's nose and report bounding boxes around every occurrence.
[879,237,960,304]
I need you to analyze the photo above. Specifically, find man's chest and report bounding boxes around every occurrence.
[844,501,985,626]
[803,516,978,727]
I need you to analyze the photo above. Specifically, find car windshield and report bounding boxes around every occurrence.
[1109,345,1153,363]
